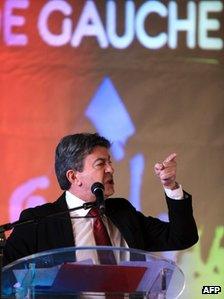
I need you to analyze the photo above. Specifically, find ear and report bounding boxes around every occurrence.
[66,169,82,186]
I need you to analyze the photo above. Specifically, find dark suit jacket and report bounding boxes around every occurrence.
[3,191,198,266]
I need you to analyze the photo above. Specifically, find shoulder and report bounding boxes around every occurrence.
[105,197,136,214]
[105,197,133,206]
[19,193,67,220]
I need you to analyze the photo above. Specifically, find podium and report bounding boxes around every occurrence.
[2,246,185,298]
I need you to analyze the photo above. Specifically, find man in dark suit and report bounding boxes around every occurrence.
[3,133,198,266]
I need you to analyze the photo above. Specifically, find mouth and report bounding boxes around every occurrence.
[105,178,114,185]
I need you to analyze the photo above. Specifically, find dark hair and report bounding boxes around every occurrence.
[55,133,111,190]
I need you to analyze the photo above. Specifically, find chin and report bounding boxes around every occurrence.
[105,187,115,198]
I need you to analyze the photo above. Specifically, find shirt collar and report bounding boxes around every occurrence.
[65,191,91,217]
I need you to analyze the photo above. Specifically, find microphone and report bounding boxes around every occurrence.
[91,182,105,215]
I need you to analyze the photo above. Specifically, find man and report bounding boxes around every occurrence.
[3,133,198,266]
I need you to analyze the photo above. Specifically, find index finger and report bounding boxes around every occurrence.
[163,153,177,164]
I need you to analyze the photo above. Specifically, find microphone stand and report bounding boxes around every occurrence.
[0,200,97,299]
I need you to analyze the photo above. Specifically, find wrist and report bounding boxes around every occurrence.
[164,183,183,200]
[165,181,179,190]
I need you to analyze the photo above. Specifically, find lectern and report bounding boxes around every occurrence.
[2,246,185,298]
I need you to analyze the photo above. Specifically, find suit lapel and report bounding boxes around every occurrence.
[105,198,144,250]
[53,193,75,247]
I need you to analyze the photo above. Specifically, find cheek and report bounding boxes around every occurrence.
[90,170,105,182]
[78,168,105,187]
[82,172,103,187]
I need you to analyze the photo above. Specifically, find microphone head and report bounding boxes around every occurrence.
[91,182,104,195]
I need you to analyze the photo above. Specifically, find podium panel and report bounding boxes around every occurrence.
[2,246,185,298]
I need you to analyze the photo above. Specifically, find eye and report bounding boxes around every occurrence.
[97,162,104,166]
[94,159,112,168]
[95,161,106,168]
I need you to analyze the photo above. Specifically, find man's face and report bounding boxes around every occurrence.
[72,146,115,201]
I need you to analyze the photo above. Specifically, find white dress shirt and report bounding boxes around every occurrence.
[65,191,128,263]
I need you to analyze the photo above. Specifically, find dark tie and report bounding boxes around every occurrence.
[88,208,116,265]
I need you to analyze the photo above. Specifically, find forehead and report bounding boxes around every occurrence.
[84,146,110,163]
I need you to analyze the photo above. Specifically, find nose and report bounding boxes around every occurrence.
[105,162,114,174]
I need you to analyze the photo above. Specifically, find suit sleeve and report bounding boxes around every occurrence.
[137,191,199,251]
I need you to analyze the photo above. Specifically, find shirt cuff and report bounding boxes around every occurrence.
[164,184,184,200]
